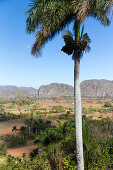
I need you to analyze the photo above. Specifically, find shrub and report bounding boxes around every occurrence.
[51,105,65,113]
[59,114,69,120]
[5,136,26,147]
[30,148,39,158]
[0,143,7,155]
[104,102,112,107]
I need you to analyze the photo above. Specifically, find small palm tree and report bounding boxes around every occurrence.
[33,120,39,135]
[12,126,18,138]
[20,126,26,140]
[57,120,67,135]
[25,118,34,135]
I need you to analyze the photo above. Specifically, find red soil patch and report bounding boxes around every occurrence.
[7,145,37,157]
[0,119,25,136]
[82,102,102,108]
[86,112,113,120]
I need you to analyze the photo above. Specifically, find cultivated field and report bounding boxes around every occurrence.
[0,96,113,158]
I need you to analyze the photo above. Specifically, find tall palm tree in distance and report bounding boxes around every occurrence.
[26,0,113,169]
[20,126,26,140]
[25,118,34,135]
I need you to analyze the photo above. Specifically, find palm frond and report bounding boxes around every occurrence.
[72,0,112,25]
[31,1,73,55]
[75,39,88,52]
[82,33,91,42]
[72,0,90,23]
[26,0,113,56]
[74,31,91,58]
[32,27,50,55]
[62,30,74,46]
[62,28,91,57]
[88,0,111,26]
[85,44,91,53]
[103,0,113,12]
[26,0,46,33]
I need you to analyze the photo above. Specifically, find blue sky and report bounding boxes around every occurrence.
[0,0,113,89]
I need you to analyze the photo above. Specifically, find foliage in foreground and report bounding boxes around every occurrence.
[0,143,7,156]
[0,116,113,169]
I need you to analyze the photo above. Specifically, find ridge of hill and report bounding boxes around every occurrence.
[0,85,38,98]
[80,79,113,98]
[0,79,113,98]
[38,79,113,98]
[38,83,73,97]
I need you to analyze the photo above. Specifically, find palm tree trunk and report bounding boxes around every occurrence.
[29,126,31,135]
[36,128,37,135]
[23,134,24,140]
[15,131,16,138]
[74,55,84,170]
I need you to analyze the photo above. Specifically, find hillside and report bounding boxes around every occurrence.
[38,80,113,98]
[0,79,113,98]
[38,83,73,97]
[80,79,113,98]
[0,86,38,98]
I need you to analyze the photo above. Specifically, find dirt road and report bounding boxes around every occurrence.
[7,145,37,157]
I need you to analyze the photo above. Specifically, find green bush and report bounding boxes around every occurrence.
[5,136,26,147]
[51,105,66,113]
[104,102,112,107]
[0,116,113,169]
[30,148,39,158]
[0,143,7,155]
[0,112,27,122]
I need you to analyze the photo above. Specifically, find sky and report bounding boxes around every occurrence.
[0,0,113,89]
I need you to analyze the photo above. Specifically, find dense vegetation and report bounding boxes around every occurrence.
[0,94,33,106]
[0,115,113,169]
[0,110,27,121]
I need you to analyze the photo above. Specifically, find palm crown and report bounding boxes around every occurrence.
[61,25,91,58]
[26,0,112,56]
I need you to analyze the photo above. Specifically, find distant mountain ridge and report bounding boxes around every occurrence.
[0,85,38,98]
[0,79,113,98]
[38,80,113,98]
[80,79,113,98]
[38,83,73,97]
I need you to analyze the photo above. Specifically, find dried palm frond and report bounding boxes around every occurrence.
[72,0,90,23]
[103,0,113,12]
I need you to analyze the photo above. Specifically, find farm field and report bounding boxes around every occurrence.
[1,97,113,120]
[0,96,113,168]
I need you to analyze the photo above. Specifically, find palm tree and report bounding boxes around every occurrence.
[62,25,91,168]
[12,126,18,138]
[33,120,39,135]
[20,126,26,140]
[26,0,113,169]
[25,118,34,135]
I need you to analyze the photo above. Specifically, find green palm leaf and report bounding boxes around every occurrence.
[26,0,113,56]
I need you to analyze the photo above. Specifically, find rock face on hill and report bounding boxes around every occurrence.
[80,79,113,98]
[38,83,74,97]
[0,79,113,98]
[0,86,38,98]
[38,80,113,98]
